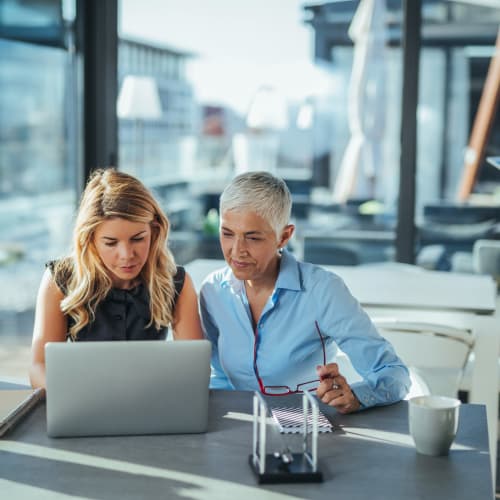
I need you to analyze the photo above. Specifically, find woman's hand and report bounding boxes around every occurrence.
[316,363,360,414]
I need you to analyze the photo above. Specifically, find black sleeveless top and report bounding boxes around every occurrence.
[47,260,185,342]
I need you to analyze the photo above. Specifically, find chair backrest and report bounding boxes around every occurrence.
[334,345,431,400]
[473,239,500,284]
[372,318,474,398]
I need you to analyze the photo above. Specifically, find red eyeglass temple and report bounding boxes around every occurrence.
[253,322,328,394]
[315,320,327,365]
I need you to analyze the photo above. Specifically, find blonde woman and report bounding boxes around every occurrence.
[30,168,202,389]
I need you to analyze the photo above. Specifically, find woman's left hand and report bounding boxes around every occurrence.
[316,363,361,414]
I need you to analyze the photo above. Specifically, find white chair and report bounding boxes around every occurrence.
[363,307,497,487]
[334,347,431,400]
[473,238,500,285]
[372,318,474,399]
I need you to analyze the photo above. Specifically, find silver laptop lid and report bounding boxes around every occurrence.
[45,340,211,438]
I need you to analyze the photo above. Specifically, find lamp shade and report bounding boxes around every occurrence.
[117,75,162,120]
[296,101,314,130]
[246,86,288,130]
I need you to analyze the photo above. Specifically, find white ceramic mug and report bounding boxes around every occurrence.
[408,395,461,456]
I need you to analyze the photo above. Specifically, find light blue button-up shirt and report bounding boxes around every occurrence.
[199,250,410,408]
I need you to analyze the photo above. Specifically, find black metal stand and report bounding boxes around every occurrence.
[248,454,323,484]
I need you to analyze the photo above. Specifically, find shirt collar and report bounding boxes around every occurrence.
[275,249,302,291]
[220,265,241,291]
[220,249,303,293]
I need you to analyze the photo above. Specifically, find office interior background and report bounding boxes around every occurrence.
[0,0,499,381]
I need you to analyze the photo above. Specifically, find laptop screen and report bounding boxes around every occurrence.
[45,340,211,437]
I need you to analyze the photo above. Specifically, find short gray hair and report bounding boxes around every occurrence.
[220,171,292,235]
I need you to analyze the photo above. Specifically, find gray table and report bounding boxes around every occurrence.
[0,388,493,499]
[185,258,500,486]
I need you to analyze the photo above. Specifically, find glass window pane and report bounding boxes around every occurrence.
[0,38,78,382]
[118,0,347,265]
[118,0,500,271]
[0,0,65,46]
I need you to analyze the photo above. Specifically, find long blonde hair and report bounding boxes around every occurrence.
[58,168,177,338]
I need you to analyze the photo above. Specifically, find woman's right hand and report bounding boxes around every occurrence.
[316,363,361,414]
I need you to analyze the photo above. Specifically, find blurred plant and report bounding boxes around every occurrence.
[203,208,220,237]
[358,199,384,215]
[0,244,25,266]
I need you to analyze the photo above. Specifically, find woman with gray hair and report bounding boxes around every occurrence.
[200,171,409,413]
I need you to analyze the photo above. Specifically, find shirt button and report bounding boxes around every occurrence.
[114,314,123,320]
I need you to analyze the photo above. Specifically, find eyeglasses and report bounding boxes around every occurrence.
[254,321,326,396]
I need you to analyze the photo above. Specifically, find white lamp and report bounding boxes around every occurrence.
[246,86,288,131]
[296,98,315,174]
[296,100,314,131]
[117,75,162,177]
[118,75,162,120]
[233,86,288,174]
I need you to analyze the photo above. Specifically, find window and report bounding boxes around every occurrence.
[0,1,79,382]
[117,0,500,271]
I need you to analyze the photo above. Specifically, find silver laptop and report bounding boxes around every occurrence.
[45,340,211,438]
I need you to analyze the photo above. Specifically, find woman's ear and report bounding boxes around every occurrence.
[278,224,295,249]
